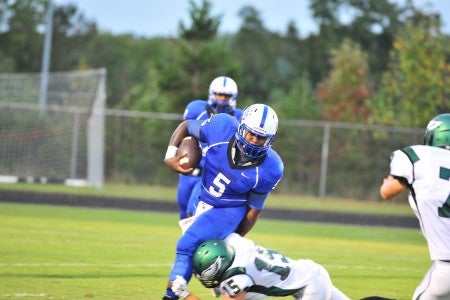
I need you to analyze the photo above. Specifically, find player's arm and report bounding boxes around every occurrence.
[236,191,267,236]
[164,119,203,174]
[380,175,407,200]
[164,120,193,174]
[236,207,260,236]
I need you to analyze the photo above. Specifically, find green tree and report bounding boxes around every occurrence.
[317,39,372,122]
[270,73,320,120]
[51,3,97,71]
[0,0,14,71]
[85,33,157,108]
[310,0,406,82]
[161,0,239,110]
[177,0,222,96]
[119,0,239,113]
[370,16,450,127]
[0,0,98,72]
[231,6,281,106]
[178,0,220,41]
[0,0,45,72]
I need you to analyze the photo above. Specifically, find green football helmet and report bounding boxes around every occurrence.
[192,239,235,288]
[423,114,450,148]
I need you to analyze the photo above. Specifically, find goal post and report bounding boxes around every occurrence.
[0,68,106,189]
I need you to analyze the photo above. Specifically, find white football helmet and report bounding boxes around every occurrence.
[235,104,278,159]
[207,76,238,113]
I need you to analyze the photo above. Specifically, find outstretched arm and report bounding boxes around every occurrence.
[380,175,406,200]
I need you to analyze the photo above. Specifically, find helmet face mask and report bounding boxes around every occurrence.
[207,76,238,113]
[192,239,235,288]
[235,104,278,159]
[423,114,450,148]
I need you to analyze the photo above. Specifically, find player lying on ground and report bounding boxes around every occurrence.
[171,233,350,300]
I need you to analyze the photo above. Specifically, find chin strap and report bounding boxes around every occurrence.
[232,143,257,167]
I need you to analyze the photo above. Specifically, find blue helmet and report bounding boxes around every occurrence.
[207,76,238,113]
[235,104,278,159]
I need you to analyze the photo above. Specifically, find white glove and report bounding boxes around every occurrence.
[171,275,190,299]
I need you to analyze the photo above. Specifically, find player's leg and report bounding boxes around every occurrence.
[186,180,201,217]
[298,260,350,300]
[412,260,450,299]
[330,286,351,300]
[163,206,247,299]
[177,174,197,219]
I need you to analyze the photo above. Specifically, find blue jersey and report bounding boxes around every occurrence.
[184,100,243,168]
[167,111,283,297]
[184,99,243,155]
[177,100,242,219]
[184,99,243,122]
[189,113,283,208]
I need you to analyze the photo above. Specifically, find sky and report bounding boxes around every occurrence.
[52,0,450,38]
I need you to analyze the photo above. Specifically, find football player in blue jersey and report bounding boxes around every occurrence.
[177,76,243,220]
[162,103,284,300]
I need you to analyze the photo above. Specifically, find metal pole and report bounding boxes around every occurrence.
[319,123,330,197]
[70,111,81,179]
[39,0,54,114]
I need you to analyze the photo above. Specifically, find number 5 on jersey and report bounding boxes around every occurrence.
[209,173,231,197]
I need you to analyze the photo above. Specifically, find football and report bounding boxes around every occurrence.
[178,136,202,171]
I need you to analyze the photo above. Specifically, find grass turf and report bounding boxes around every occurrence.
[0,183,414,217]
[0,202,427,299]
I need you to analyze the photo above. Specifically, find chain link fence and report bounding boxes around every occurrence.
[104,109,423,201]
[0,70,423,200]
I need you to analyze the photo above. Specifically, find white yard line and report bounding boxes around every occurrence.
[0,262,172,267]
[2,294,47,297]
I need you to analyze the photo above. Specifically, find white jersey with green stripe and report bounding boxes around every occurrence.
[219,233,330,298]
[389,145,450,261]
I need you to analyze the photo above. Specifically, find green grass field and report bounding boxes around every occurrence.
[0,182,415,217]
[0,202,427,299]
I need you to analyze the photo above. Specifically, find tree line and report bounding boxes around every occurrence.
[1,0,449,128]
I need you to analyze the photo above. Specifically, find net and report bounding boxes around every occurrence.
[0,69,106,188]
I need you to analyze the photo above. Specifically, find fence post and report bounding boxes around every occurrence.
[319,123,330,197]
[70,111,81,178]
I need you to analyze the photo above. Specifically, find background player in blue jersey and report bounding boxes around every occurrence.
[177,76,243,219]
[163,103,284,300]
